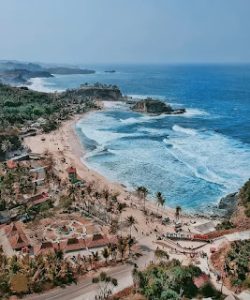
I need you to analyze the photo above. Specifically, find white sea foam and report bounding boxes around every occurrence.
[183,108,209,118]
[28,77,64,93]
[164,129,250,189]
[128,94,166,100]
[103,101,127,109]
[76,99,250,211]
[172,125,198,136]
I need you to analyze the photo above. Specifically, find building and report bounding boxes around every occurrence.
[24,192,49,206]
[5,222,30,252]
[66,166,77,182]
[33,241,57,256]
[6,160,17,169]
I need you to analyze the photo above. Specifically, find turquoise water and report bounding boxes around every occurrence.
[32,65,250,213]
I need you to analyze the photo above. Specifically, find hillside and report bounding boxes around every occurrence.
[0,61,96,85]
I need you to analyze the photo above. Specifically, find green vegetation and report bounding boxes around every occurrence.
[216,220,236,230]
[0,83,98,159]
[133,260,223,300]
[225,240,250,288]
[0,249,76,299]
[239,179,250,217]
[0,134,21,159]
[0,83,96,128]
[0,163,33,210]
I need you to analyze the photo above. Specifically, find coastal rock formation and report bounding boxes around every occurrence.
[0,69,53,85]
[131,98,186,115]
[75,84,123,100]
[218,192,238,216]
[46,67,95,75]
[0,60,96,85]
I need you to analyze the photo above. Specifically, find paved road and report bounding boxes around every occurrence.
[25,236,155,300]
[25,264,133,300]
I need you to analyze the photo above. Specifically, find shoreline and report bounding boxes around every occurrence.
[24,104,220,222]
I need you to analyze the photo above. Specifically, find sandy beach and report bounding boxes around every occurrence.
[24,104,214,236]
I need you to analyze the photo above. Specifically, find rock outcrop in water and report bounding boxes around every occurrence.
[131,98,186,115]
[66,84,123,101]
[218,192,238,216]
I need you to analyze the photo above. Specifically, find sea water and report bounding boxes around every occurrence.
[30,64,250,213]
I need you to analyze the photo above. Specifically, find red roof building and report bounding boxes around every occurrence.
[193,273,209,288]
[59,234,112,253]
[66,166,77,175]
[66,166,77,182]
[5,222,30,251]
[59,237,85,253]
[34,241,57,256]
[25,192,49,206]
[7,160,17,169]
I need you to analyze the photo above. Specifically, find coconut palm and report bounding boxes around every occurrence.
[108,243,117,262]
[117,237,127,261]
[175,206,182,221]
[101,247,110,265]
[126,215,137,238]
[156,192,165,214]
[127,237,136,256]
[136,186,148,211]
[117,202,126,224]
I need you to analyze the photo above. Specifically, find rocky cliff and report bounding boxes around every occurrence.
[218,192,238,216]
[63,85,123,101]
[131,98,186,115]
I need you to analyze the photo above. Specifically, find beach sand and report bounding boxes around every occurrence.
[24,107,214,237]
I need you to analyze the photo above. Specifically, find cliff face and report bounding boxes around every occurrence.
[218,192,238,216]
[132,98,185,115]
[0,69,53,85]
[64,86,123,101]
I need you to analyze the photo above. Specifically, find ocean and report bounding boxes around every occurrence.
[29,64,250,213]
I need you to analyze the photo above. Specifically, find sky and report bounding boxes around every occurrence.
[0,0,250,64]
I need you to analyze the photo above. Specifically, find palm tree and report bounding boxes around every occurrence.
[126,215,137,238]
[175,206,182,221]
[117,237,127,262]
[91,251,100,270]
[101,247,110,265]
[117,202,126,224]
[108,243,117,262]
[156,192,165,215]
[127,237,136,256]
[103,189,110,207]
[136,186,148,211]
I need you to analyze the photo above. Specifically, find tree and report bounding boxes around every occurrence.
[136,186,149,211]
[92,272,118,300]
[175,206,182,221]
[154,247,169,261]
[128,237,136,256]
[156,192,165,215]
[117,202,126,224]
[117,237,127,261]
[1,139,12,154]
[101,248,110,265]
[108,243,118,262]
[126,215,137,238]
